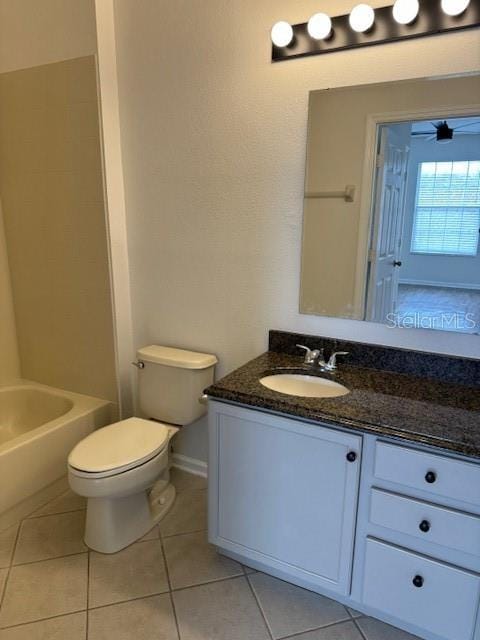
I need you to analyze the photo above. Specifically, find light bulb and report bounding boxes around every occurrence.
[349,4,375,32]
[307,13,332,40]
[392,0,419,24]
[441,0,470,15]
[271,21,293,47]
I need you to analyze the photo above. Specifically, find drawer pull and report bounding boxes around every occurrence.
[419,520,431,533]
[346,451,357,462]
[412,575,424,588]
[425,471,437,484]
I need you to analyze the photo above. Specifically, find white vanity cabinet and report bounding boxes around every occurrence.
[208,399,480,640]
[208,401,362,595]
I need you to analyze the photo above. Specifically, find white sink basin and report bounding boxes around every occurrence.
[259,373,350,398]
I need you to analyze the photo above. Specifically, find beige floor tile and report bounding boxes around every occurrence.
[249,573,350,639]
[163,531,243,589]
[0,553,87,627]
[348,607,363,618]
[139,525,160,542]
[290,620,363,639]
[88,594,178,640]
[173,576,270,640]
[0,568,7,601]
[30,490,86,517]
[0,526,18,568]
[89,539,169,608]
[356,617,422,640]
[13,511,87,564]
[160,490,207,538]
[170,468,207,493]
[0,611,86,639]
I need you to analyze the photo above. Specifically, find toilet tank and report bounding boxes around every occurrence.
[136,345,217,425]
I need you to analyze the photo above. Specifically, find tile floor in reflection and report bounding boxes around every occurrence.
[0,469,420,639]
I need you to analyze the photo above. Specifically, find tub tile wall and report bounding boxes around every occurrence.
[0,56,117,402]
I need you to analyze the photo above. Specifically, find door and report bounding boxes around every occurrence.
[208,402,362,596]
[367,124,410,323]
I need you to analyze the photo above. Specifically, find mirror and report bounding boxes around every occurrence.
[300,75,480,334]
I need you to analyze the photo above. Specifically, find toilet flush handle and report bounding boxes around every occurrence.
[131,360,145,369]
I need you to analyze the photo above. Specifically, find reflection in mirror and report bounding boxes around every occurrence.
[300,76,480,334]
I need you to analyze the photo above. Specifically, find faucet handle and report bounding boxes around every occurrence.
[326,351,349,370]
[296,344,322,365]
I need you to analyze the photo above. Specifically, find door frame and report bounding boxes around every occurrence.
[353,102,480,320]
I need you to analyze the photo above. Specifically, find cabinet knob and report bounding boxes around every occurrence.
[424,471,436,484]
[412,575,424,588]
[346,451,357,462]
[419,520,431,533]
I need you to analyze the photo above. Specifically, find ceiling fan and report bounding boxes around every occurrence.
[411,120,480,143]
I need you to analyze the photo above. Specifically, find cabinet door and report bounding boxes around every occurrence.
[208,402,362,595]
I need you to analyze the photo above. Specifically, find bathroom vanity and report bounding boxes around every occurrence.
[206,331,480,640]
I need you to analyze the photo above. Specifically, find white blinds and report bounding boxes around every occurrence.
[411,160,480,256]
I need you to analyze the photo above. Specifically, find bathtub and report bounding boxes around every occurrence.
[0,380,113,523]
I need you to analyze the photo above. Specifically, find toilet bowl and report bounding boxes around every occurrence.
[68,417,178,553]
[68,345,217,554]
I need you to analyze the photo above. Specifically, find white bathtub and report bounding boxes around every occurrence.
[0,380,113,523]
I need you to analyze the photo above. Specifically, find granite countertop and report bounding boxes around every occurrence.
[205,351,480,459]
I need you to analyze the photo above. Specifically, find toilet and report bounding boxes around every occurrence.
[68,345,217,554]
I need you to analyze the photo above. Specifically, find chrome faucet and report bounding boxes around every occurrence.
[322,351,349,372]
[296,344,323,365]
[296,345,349,371]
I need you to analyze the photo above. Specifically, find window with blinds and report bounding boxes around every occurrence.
[410,160,480,256]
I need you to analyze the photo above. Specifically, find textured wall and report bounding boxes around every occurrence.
[0,57,118,402]
[0,197,20,382]
[112,0,480,460]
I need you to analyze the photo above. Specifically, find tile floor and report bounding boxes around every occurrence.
[0,469,420,640]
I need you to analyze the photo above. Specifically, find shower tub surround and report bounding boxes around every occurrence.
[0,380,112,528]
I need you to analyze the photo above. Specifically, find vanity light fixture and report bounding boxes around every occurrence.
[307,13,333,39]
[441,0,470,15]
[349,4,375,32]
[271,0,480,62]
[271,21,294,47]
[392,0,420,24]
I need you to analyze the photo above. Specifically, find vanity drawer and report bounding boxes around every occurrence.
[370,488,480,557]
[374,441,480,508]
[362,538,480,640]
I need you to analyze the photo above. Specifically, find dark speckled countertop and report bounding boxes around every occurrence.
[205,350,480,459]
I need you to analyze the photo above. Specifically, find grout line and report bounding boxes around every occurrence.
[160,527,207,541]
[159,532,181,640]
[171,573,246,594]
[353,617,369,640]
[9,550,88,569]
[0,522,22,616]
[0,608,87,631]
[279,618,361,640]
[245,573,275,640]
[27,507,86,520]
[87,589,171,613]
[86,550,90,640]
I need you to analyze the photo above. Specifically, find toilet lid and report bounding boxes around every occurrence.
[68,417,170,475]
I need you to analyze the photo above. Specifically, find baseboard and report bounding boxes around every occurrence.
[172,453,208,478]
[399,279,480,291]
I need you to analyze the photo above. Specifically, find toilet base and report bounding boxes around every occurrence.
[84,480,176,553]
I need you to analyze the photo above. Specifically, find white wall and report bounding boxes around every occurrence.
[0,197,20,383]
[0,0,97,73]
[401,135,480,287]
[111,0,480,461]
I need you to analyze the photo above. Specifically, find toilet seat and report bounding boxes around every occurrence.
[68,417,170,479]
